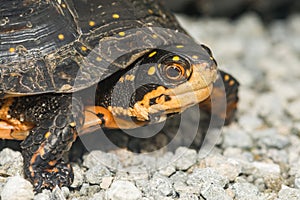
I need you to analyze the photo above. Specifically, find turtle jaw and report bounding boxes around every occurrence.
[129,63,218,123]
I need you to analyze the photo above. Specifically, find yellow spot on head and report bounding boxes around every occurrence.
[96,57,102,62]
[89,20,96,27]
[229,80,235,86]
[192,55,199,59]
[69,122,76,127]
[119,76,124,83]
[148,66,156,75]
[172,56,180,61]
[9,47,15,53]
[125,74,135,81]
[186,70,191,77]
[81,46,87,51]
[45,132,51,139]
[210,56,214,60]
[148,51,157,58]
[58,34,65,40]
[112,14,120,19]
[176,45,184,49]
[224,75,230,81]
[118,31,125,37]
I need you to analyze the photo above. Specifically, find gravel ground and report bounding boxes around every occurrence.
[1,13,300,200]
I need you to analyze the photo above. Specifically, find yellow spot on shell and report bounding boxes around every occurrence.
[176,45,184,48]
[172,56,180,61]
[45,132,51,139]
[81,46,87,51]
[148,51,157,58]
[112,14,120,19]
[58,34,65,40]
[192,55,199,59]
[89,20,96,27]
[96,57,102,62]
[9,47,15,53]
[148,9,154,14]
[224,75,230,81]
[61,3,66,8]
[69,122,76,127]
[229,80,235,86]
[118,31,125,36]
[152,34,158,39]
[148,66,156,75]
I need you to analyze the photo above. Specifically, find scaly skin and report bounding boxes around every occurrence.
[0,94,84,192]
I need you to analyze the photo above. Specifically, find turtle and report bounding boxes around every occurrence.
[0,0,239,192]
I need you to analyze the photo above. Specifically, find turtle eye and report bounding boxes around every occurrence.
[160,55,191,83]
[164,63,185,81]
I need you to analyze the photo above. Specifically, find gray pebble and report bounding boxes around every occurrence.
[0,148,23,177]
[173,182,199,194]
[89,191,105,200]
[251,161,281,177]
[85,165,111,184]
[33,190,51,200]
[187,168,229,190]
[100,176,114,189]
[79,184,100,197]
[0,148,23,165]
[1,176,34,200]
[222,128,253,149]
[200,184,232,200]
[79,183,90,196]
[238,115,263,132]
[266,149,289,164]
[106,180,142,200]
[71,164,84,188]
[83,151,121,172]
[252,93,285,124]
[178,193,199,200]
[278,185,300,200]
[204,155,242,181]
[149,173,176,197]
[230,182,260,200]
[252,129,290,149]
[157,152,176,176]
[115,165,149,180]
[51,186,66,200]
[286,99,300,121]
[170,171,188,184]
[174,147,197,170]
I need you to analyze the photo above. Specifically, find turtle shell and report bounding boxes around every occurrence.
[0,0,196,96]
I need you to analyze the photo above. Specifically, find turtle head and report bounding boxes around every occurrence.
[106,44,218,126]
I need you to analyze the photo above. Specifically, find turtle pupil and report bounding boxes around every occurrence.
[166,65,182,80]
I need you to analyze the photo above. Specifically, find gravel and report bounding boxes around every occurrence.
[1,11,300,200]
[1,176,34,200]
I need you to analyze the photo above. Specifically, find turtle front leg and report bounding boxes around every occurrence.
[17,94,84,192]
[199,70,239,126]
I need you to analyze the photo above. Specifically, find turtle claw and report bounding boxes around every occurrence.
[32,160,73,192]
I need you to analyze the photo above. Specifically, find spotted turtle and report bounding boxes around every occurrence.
[0,0,239,192]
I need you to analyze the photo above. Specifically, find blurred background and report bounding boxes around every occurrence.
[161,0,300,21]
